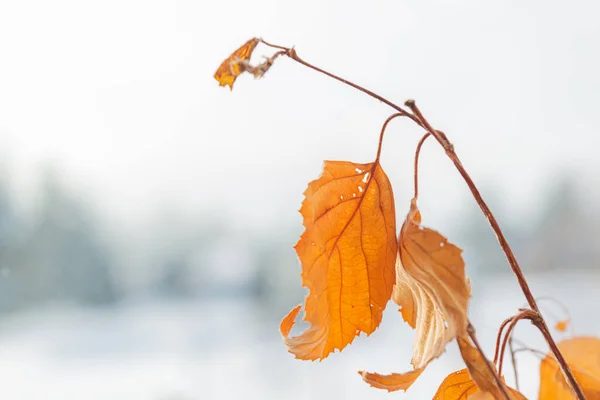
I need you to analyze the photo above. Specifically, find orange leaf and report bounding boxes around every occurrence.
[360,198,471,391]
[359,368,423,393]
[280,161,397,360]
[467,389,525,400]
[433,369,480,399]
[397,199,471,369]
[214,38,259,90]
[555,320,569,332]
[398,199,471,369]
[539,336,600,399]
[433,367,526,400]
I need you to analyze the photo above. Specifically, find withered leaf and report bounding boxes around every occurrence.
[280,161,397,360]
[214,38,259,90]
[433,367,525,400]
[540,336,600,399]
[361,198,471,391]
[360,368,424,393]
[399,200,471,368]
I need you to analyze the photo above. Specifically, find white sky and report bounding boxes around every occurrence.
[1,0,599,232]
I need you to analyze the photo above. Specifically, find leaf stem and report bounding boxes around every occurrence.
[498,310,536,376]
[259,40,423,127]
[413,133,431,199]
[376,113,409,162]
[257,39,586,400]
[494,316,515,364]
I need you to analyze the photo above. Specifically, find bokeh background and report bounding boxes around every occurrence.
[1,0,599,398]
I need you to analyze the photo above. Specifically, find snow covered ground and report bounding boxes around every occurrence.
[0,271,597,399]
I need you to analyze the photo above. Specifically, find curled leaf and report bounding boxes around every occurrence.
[539,336,600,399]
[214,38,259,90]
[359,368,423,393]
[398,199,471,369]
[360,199,471,391]
[280,161,397,360]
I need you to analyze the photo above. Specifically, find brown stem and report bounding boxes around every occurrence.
[375,113,409,162]
[254,39,585,400]
[494,316,515,364]
[404,101,537,309]
[467,323,512,400]
[498,310,537,375]
[413,133,431,199]
[405,100,585,400]
[259,39,424,128]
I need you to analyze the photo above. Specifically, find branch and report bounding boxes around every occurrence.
[257,38,586,400]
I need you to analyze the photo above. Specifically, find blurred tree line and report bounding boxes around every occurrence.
[0,168,117,312]
[458,175,600,275]
[0,163,597,314]
[0,164,304,314]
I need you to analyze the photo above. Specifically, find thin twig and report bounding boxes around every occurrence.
[494,316,515,364]
[513,347,548,358]
[413,133,431,199]
[498,310,537,375]
[259,39,423,127]
[375,113,408,161]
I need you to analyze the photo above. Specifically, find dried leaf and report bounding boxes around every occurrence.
[398,200,471,367]
[214,38,259,90]
[360,198,471,391]
[555,320,569,332]
[429,338,525,399]
[280,161,397,360]
[456,337,525,399]
[359,368,423,393]
[433,367,526,400]
[539,336,600,399]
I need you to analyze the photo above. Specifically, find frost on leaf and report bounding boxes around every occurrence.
[280,160,397,360]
